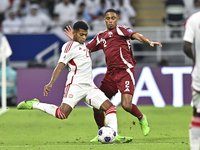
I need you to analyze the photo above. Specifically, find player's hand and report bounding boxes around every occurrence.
[64,26,73,40]
[150,42,162,47]
[44,84,52,96]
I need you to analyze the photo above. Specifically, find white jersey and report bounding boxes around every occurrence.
[183,11,200,91]
[58,41,93,85]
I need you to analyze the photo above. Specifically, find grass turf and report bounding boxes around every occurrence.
[0,105,191,150]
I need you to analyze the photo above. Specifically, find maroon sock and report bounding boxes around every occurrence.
[94,110,105,129]
[130,104,143,120]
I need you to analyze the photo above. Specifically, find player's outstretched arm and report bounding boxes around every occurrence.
[132,33,162,47]
[64,26,73,40]
[44,62,65,96]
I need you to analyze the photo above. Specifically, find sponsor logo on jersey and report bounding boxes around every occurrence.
[124,88,130,92]
[69,94,73,98]
[127,29,134,33]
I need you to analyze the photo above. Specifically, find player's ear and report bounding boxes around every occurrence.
[72,30,76,36]
[116,15,119,21]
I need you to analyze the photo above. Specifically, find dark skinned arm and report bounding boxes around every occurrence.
[131,33,162,47]
[183,41,195,63]
[44,62,65,96]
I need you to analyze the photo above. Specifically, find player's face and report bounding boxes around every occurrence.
[73,29,88,44]
[104,12,119,31]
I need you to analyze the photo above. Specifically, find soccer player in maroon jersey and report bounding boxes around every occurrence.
[64,8,162,142]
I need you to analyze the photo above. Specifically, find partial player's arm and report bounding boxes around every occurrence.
[64,26,73,40]
[44,62,65,96]
[183,14,195,63]
[183,41,195,63]
[131,33,162,47]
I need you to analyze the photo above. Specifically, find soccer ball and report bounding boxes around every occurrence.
[98,126,116,144]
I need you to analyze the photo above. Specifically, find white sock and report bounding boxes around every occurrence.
[140,115,145,121]
[33,102,58,117]
[105,105,118,135]
[189,127,200,150]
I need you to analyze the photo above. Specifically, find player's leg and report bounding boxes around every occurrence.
[121,93,142,118]
[85,86,117,132]
[17,84,81,119]
[93,108,105,129]
[189,90,200,150]
[121,93,150,136]
[17,98,69,119]
[99,100,117,132]
[87,87,133,143]
[92,80,118,130]
[189,115,200,150]
[100,99,133,143]
[118,68,150,136]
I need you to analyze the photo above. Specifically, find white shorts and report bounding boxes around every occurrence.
[192,89,200,113]
[62,84,108,109]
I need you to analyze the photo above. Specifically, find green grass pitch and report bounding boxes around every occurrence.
[0,105,191,150]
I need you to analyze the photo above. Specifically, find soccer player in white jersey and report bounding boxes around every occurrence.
[183,11,200,150]
[17,21,132,143]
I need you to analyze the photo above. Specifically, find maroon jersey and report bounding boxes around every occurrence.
[86,25,137,69]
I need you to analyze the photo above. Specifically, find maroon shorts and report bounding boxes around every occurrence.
[99,68,135,99]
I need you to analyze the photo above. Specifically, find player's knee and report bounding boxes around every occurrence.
[121,101,131,112]
[55,108,68,119]
[100,99,113,112]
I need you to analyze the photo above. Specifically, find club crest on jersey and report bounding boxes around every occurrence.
[108,31,113,37]
[69,94,73,98]
[127,29,134,33]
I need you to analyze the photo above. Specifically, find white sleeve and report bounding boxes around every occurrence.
[183,17,194,43]
[58,42,74,64]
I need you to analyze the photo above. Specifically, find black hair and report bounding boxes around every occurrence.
[105,9,117,16]
[97,12,103,16]
[116,10,121,15]
[100,0,106,3]
[73,21,88,31]
[80,2,85,6]
[53,13,59,17]
[77,11,83,16]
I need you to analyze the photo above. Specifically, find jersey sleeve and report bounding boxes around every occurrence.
[86,34,103,52]
[183,16,195,43]
[58,41,74,64]
[116,26,137,39]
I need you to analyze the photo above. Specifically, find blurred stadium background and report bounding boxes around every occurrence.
[0,0,199,108]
